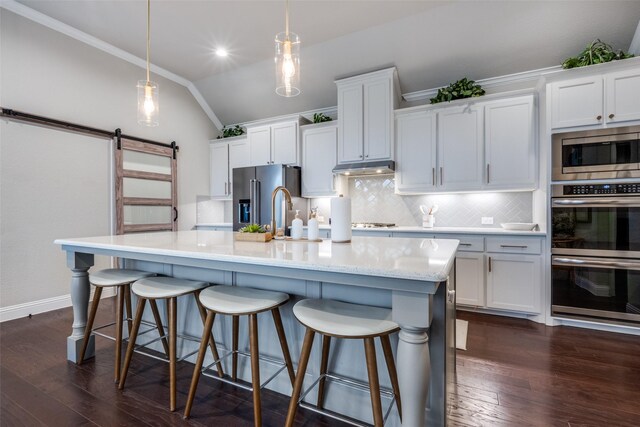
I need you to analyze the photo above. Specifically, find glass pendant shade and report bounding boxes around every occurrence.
[137,80,159,127]
[275,31,300,97]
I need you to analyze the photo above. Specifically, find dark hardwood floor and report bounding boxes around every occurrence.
[2,299,639,426]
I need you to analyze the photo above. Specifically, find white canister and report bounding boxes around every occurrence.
[331,195,352,243]
[423,214,435,228]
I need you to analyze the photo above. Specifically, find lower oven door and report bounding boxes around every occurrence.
[552,255,640,324]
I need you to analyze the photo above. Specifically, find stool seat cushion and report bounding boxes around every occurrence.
[199,286,289,315]
[132,277,208,299]
[90,269,155,287]
[293,299,399,338]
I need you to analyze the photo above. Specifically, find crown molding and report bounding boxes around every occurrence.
[1,0,223,130]
[402,65,562,103]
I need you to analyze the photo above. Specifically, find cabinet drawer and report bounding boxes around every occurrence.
[439,235,484,252]
[486,236,542,254]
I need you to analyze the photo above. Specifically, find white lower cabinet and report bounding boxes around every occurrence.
[486,253,542,314]
[455,252,485,306]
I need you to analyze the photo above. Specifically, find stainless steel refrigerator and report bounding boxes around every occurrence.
[232,164,307,234]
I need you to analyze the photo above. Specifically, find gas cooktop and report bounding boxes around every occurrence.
[352,222,396,228]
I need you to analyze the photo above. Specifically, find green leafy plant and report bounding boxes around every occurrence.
[562,39,634,69]
[430,78,485,104]
[239,223,266,233]
[217,124,245,139]
[313,113,333,123]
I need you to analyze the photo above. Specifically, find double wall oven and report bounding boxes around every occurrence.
[551,125,640,324]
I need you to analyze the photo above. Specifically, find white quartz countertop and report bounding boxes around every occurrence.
[55,230,459,283]
[196,223,545,236]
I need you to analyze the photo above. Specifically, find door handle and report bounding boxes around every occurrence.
[487,164,490,184]
[488,256,492,272]
[500,244,528,249]
[432,168,435,186]
[224,182,228,195]
[609,113,615,119]
[173,207,178,222]
[440,167,443,185]
[596,115,602,121]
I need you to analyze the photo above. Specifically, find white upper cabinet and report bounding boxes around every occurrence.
[336,68,397,164]
[301,123,344,197]
[484,95,536,190]
[248,121,299,166]
[364,77,393,161]
[550,76,603,129]
[338,84,364,163]
[395,109,437,192]
[248,126,272,166]
[437,105,484,192]
[210,137,249,199]
[549,65,640,130]
[606,69,640,124]
[210,141,230,199]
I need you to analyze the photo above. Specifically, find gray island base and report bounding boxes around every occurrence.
[56,231,458,426]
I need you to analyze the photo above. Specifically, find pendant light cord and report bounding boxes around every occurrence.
[146,0,151,83]
[285,0,289,39]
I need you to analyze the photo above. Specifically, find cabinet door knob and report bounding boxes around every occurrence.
[359,154,363,158]
[365,154,369,158]
[596,115,602,120]
[609,113,615,119]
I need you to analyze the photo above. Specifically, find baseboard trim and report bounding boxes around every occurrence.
[0,288,115,323]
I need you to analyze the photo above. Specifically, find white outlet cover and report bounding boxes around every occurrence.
[481,217,494,225]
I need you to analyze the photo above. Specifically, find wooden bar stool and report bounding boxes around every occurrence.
[285,299,402,427]
[118,277,224,412]
[78,268,155,383]
[183,285,295,426]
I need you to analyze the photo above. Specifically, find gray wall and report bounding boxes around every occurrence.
[0,10,217,310]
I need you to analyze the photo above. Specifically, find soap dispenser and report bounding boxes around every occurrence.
[291,210,303,240]
[308,208,319,241]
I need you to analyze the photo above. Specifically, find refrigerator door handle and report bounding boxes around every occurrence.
[250,179,260,226]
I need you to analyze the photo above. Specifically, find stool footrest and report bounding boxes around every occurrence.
[298,372,397,426]
[200,349,289,392]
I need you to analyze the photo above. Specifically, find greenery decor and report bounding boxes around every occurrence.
[430,78,485,104]
[562,39,634,69]
[217,124,245,139]
[313,113,333,123]
[239,223,266,233]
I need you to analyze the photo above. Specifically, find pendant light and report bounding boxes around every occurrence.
[275,0,300,97]
[137,0,159,126]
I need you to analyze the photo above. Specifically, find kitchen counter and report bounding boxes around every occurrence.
[198,223,547,236]
[55,230,458,426]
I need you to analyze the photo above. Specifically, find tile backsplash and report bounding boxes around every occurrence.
[198,177,534,228]
[311,177,533,227]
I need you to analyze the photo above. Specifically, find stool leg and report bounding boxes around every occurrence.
[184,310,215,419]
[194,292,224,378]
[380,335,402,421]
[317,335,331,409]
[114,285,125,383]
[118,297,147,390]
[123,283,133,335]
[285,328,315,427]
[271,308,295,386]
[249,313,261,427]
[78,286,102,364]
[364,337,383,427]
[169,297,177,412]
[232,315,239,382]
[149,299,170,358]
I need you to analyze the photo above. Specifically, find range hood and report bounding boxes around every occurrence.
[332,160,395,176]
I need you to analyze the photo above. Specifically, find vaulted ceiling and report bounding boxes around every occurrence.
[13,0,640,126]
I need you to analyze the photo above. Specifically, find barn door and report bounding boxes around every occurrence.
[115,137,177,234]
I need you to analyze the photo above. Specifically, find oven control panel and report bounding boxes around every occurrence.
[563,183,640,195]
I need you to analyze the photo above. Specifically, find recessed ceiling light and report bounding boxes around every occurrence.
[215,48,228,57]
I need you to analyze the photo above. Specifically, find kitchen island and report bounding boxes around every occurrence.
[55,231,458,426]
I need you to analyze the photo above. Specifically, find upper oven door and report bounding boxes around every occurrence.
[551,196,640,258]
[552,129,640,181]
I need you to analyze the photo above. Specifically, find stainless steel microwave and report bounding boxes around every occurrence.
[552,125,640,181]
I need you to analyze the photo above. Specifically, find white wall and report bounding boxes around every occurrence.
[0,10,217,314]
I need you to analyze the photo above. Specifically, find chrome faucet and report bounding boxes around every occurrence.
[271,186,293,236]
